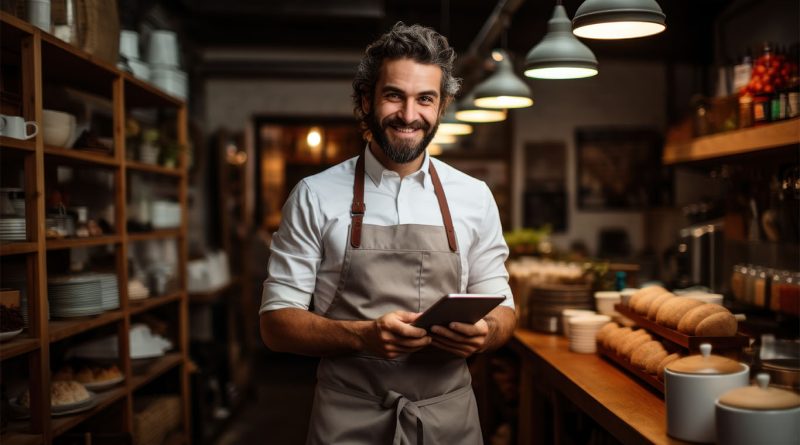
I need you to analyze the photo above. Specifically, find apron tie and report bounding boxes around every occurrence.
[382,390,423,445]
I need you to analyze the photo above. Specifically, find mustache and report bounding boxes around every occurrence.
[381,116,430,131]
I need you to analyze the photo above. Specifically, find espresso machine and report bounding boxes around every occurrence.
[675,220,725,291]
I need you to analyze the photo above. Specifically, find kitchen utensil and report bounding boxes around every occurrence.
[146,30,179,67]
[715,373,800,445]
[664,343,749,443]
[42,109,77,147]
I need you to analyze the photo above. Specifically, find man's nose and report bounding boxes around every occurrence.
[400,98,417,123]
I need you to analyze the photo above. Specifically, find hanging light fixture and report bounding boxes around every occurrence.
[525,3,598,79]
[438,107,473,136]
[454,91,507,123]
[472,50,533,109]
[572,0,666,40]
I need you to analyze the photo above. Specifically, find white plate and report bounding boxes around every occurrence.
[0,328,23,342]
[82,375,124,391]
[9,391,97,417]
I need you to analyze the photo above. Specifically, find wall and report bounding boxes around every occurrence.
[511,60,668,256]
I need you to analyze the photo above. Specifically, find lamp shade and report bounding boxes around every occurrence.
[473,50,533,109]
[572,0,666,40]
[454,92,507,123]
[525,5,598,79]
[438,107,473,136]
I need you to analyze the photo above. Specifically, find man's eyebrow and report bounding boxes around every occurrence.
[381,85,440,98]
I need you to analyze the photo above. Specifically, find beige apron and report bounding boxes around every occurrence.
[306,153,483,445]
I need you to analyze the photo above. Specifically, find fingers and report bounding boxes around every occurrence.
[379,311,427,338]
[430,337,474,358]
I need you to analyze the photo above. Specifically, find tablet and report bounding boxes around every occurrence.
[412,294,505,330]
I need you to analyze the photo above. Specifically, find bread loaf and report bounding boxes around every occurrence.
[655,298,704,329]
[646,293,674,320]
[630,340,665,369]
[695,311,738,336]
[596,322,619,343]
[656,353,681,378]
[677,303,729,334]
[643,349,669,375]
[633,293,660,315]
[605,327,632,351]
[619,330,652,358]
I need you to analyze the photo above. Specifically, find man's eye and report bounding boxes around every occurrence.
[419,96,435,104]
[386,93,402,100]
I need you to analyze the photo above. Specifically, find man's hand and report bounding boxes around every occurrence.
[360,311,431,359]
[429,319,490,358]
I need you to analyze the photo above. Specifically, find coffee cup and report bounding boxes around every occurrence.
[0,115,38,140]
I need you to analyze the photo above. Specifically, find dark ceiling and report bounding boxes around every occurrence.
[123,0,728,67]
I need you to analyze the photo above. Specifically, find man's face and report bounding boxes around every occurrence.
[365,58,443,164]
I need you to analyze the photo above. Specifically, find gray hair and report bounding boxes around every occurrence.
[352,22,461,134]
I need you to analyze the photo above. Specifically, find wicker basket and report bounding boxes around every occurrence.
[76,0,119,65]
[133,395,181,445]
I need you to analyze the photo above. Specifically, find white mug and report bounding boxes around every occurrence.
[0,115,38,140]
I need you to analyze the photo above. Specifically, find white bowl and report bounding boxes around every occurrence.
[595,291,622,316]
[150,67,187,99]
[569,314,612,327]
[42,110,76,147]
[120,30,140,60]
[684,293,724,306]
[562,309,596,337]
[128,58,150,81]
[147,30,179,67]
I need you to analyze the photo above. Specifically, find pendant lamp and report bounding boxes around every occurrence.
[438,107,473,136]
[525,4,598,79]
[472,50,533,109]
[454,92,507,123]
[572,0,666,40]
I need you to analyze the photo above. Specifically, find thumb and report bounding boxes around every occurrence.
[393,311,422,323]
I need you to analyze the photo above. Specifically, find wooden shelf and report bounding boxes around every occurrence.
[0,431,43,445]
[43,146,119,167]
[127,229,181,242]
[50,386,128,438]
[0,333,40,360]
[0,242,38,256]
[0,136,36,152]
[123,75,183,109]
[126,160,183,177]
[46,235,121,251]
[131,353,183,390]
[663,118,800,164]
[49,311,124,343]
[615,304,749,352]
[130,292,183,315]
[597,343,664,395]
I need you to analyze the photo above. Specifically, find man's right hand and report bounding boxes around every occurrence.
[360,311,431,359]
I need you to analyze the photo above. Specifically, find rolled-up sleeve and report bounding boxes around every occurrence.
[260,180,322,313]
[466,183,514,309]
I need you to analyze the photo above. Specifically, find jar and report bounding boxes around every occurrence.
[730,264,746,302]
[777,272,800,316]
[753,267,768,307]
[715,373,800,445]
[665,343,750,443]
[769,270,789,311]
[752,94,772,124]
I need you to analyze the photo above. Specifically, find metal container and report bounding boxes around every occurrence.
[527,283,592,334]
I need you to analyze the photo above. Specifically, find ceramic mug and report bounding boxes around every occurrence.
[0,115,38,140]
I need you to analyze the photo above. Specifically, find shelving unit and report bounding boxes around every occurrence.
[663,118,800,164]
[0,12,190,445]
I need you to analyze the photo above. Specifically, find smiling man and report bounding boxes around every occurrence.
[259,22,516,445]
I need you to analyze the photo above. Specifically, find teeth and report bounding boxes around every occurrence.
[394,127,416,133]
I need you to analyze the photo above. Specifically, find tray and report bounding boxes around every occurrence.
[614,304,749,351]
[597,342,664,395]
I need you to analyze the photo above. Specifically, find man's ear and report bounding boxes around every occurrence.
[439,96,453,117]
[362,94,371,114]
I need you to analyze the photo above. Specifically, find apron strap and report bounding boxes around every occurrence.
[350,151,458,252]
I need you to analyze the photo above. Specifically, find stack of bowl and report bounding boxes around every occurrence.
[119,30,150,81]
[42,110,77,148]
[561,309,596,338]
[147,30,187,100]
[568,314,611,353]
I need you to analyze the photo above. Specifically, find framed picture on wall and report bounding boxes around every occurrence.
[575,127,671,210]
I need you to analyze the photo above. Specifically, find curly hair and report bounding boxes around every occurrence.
[352,22,461,136]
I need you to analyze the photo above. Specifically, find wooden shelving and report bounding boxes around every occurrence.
[0,11,190,444]
[663,118,800,164]
[0,334,40,360]
[45,235,121,251]
[188,278,239,305]
[48,311,124,343]
[0,242,38,256]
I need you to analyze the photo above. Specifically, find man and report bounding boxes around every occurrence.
[260,22,516,445]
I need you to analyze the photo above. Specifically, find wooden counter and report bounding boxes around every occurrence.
[510,330,691,445]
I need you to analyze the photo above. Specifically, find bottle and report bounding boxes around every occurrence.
[786,44,800,118]
[732,50,753,94]
[75,207,90,238]
[751,43,773,125]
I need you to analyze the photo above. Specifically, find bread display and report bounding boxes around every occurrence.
[596,322,619,344]
[18,380,90,409]
[619,330,652,358]
[655,298,704,329]
[53,364,123,383]
[646,293,674,320]
[656,353,682,379]
[630,341,666,369]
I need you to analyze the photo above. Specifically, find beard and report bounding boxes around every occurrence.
[367,112,439,164]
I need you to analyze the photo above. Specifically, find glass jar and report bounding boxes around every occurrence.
[777,272,800,316]
[731,264,747,301]
[754,267,768,307]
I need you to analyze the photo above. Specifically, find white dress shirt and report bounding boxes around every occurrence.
[260,147,514,315]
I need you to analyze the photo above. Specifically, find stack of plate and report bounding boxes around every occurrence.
[48,276,104,318]
[86,273,120,310]
[567,314,611,354]
[0,218,26,241]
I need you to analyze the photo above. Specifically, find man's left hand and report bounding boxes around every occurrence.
[429,319,490,358]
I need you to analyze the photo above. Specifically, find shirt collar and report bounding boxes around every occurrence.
[363,144,432,190]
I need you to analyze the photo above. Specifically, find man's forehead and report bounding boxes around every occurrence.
[377,58,443,91]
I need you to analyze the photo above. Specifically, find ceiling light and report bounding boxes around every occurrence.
[306,127,322,147]
[525,4,598,79]
[438,108,473,136]
[473,49,533,109]
[454,92,507,123]
[572,0,666,40]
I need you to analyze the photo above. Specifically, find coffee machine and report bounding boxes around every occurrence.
[675,220,725,291]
